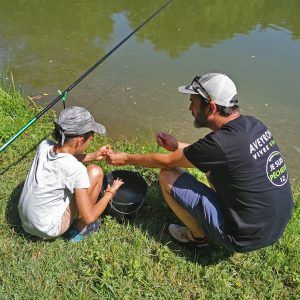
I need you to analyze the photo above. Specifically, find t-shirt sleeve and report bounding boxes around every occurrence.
[183,133,227,172]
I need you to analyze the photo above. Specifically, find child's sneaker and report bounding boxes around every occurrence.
[68,220,100,243]
[168,224,209,248]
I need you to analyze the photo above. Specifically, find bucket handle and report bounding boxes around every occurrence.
[109,196,145,215]
[105,171,147,215]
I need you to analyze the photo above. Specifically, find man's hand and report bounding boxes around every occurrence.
[106,152,128,166]
[93,144,112,160]
[156,131,178,152]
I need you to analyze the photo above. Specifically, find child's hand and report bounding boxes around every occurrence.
[105,178,124,196]
[100,144,113,155]
[94,145,113,160]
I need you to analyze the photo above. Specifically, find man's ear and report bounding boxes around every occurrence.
[209,101,217,114]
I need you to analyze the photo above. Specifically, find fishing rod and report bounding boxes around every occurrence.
[0,0,173,153]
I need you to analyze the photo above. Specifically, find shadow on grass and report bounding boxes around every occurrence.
[0,136,47,177]
[5,181,53,243]
[105,181,233,266]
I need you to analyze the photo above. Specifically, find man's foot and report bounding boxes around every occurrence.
[168,224,209,248]
[68,220,101,243]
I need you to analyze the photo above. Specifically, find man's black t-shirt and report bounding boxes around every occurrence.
[184,115,293,252]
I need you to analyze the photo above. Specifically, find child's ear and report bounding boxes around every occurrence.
[75,136,84,147]
[74,139,80,148]
[80,136,86,145]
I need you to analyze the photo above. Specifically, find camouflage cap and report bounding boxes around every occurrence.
[56,106,106,136]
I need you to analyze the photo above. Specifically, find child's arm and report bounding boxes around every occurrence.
[74,178,124,226]
[75,144,112,162]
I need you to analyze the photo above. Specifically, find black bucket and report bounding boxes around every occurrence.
[102,170,148,215]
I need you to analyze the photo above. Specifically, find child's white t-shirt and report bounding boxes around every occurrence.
[18,140,91,238]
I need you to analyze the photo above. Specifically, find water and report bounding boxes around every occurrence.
[0,0,299,180]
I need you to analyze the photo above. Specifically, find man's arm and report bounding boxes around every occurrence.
[177,142,191,149]
[106,148,195,169]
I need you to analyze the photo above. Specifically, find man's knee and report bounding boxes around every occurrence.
[159,168,185,193]
[159,169,174,187]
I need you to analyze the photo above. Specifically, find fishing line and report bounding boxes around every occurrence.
[0,0,173,153]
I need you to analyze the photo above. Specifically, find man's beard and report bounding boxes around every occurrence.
[193,111,208,128]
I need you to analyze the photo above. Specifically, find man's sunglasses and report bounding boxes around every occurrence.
[191,76,212,103]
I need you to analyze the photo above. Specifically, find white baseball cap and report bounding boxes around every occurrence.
[178,73,238,107]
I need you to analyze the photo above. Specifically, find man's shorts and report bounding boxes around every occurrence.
[171,172,235,252]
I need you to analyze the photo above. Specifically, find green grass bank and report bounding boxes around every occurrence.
[0,79,299,299]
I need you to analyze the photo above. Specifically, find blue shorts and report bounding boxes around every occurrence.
[171,172,235,252]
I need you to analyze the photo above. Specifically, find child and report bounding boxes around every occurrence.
[18,106,123,242]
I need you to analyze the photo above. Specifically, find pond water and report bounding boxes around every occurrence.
[1,0,300,180]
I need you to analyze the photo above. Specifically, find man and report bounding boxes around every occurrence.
[106,73,294,252]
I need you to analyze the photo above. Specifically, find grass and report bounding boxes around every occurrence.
[0,75,299,299]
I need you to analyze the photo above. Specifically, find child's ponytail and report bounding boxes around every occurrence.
[52,122,94,146]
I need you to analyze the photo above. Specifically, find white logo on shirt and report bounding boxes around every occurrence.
[266,151,288,186]
[249,130,273,160]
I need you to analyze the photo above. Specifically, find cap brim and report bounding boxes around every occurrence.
[178,85,198,94]
[94,122,106,135]
[178,85,210,100]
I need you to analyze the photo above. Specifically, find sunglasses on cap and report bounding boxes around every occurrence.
[191,76,212,103]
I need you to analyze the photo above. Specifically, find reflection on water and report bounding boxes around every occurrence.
[0,0,299,180]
